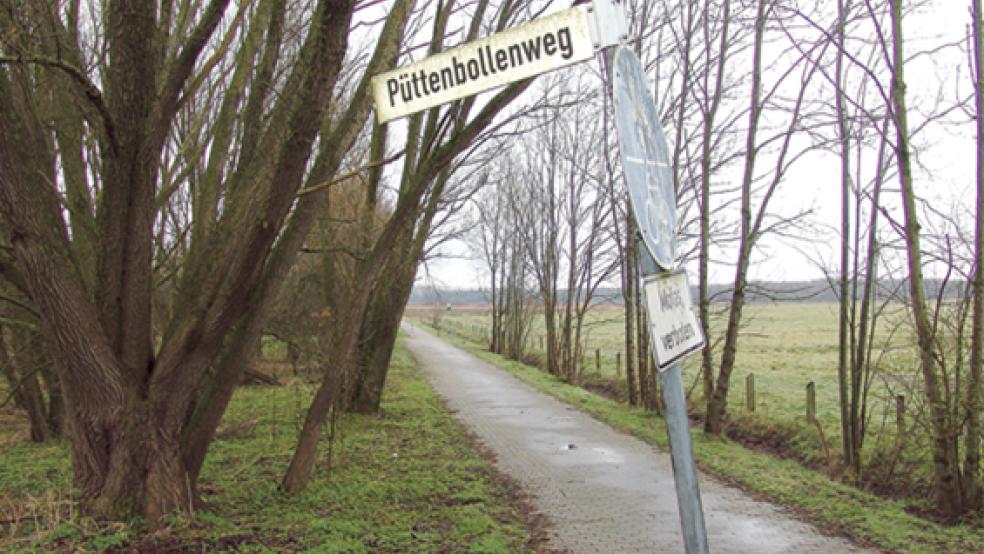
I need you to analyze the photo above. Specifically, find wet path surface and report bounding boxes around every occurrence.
[404,324,870,553]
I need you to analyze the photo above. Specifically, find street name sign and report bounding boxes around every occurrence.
[643,270,706,372]
[372,6,595,123]
[611,46,676,270]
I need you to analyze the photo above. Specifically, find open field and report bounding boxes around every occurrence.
[0,342,538,552]
[414,302,917,420]
[414,302,945,497]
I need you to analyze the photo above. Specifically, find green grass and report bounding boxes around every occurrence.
[0,341,535,553]
[432,304,936,485]
[424,320,984,553]
[433,303,915,420]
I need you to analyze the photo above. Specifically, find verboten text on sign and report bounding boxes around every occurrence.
[371,6,594,123]
[643,270,706,371]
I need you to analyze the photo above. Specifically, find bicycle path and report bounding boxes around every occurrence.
[403,323,870,553]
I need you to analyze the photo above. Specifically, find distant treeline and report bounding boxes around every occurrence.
[409,278,966,306]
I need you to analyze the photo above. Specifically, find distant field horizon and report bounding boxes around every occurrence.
[407,276,965,307]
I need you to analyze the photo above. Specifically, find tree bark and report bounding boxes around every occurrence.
[887,0,964,515]
[348,249,417,413]
[835,0,855,474]
[0,328,49,442]
[964,0,984,512]
[623,206,638,406]
[180,0,412,489]
[0,0,360,522]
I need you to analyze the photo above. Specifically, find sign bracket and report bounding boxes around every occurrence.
[584,0,629,50]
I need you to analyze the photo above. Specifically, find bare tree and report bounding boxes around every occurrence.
[704,0,826,435]
[965,0,983,512]
[873,0,966,515]
[471,166,536,359]
[341,0,550,413]
[819,0,893,478]
[0,0,412,520]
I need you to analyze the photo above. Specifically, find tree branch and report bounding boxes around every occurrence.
[0,55,119,155]
[150,0,233,152]
[297,150,405,197]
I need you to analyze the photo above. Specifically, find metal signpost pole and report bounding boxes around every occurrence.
[660,359,709,553]
[638,244,709,554]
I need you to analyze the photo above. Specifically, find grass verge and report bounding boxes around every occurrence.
[423,324,984,554]
[0,341,537,553]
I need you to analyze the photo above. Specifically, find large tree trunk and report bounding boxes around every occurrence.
[348,259,416,413]
[964,0,984,512]
[180,0,411,489]
[70,401,191,521]
[887,0,965,515]
[0,0,355,522]
[349,155,454,412]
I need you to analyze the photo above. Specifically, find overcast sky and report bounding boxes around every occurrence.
[406,0,976,291]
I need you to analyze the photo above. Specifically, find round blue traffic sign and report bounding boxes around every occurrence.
[612,47,676,270]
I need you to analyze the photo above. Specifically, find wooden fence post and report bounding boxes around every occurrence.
[616,352,622,377]
[595,349,601,372]
[746,374,755,412]
[806,382,816,423]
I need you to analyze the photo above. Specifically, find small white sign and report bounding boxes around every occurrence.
[371,6,594,123]
[643,270,706,371]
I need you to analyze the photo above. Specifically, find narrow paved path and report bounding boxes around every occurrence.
[404,323,870,553]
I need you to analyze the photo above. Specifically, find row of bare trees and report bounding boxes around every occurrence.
[465,0,981,517]
[0,0,561,523]
[646,0,981,517]
[471,73,621,383]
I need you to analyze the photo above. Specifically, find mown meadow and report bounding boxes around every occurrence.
[420,303,916,446]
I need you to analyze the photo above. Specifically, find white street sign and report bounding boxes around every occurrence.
[643,270,705,371]
[371,6,594,123]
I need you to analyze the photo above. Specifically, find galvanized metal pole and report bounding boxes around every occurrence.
[639,240,708,553]
[659,360,709,554]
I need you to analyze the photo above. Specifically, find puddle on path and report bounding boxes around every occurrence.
[551,443,626,465]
